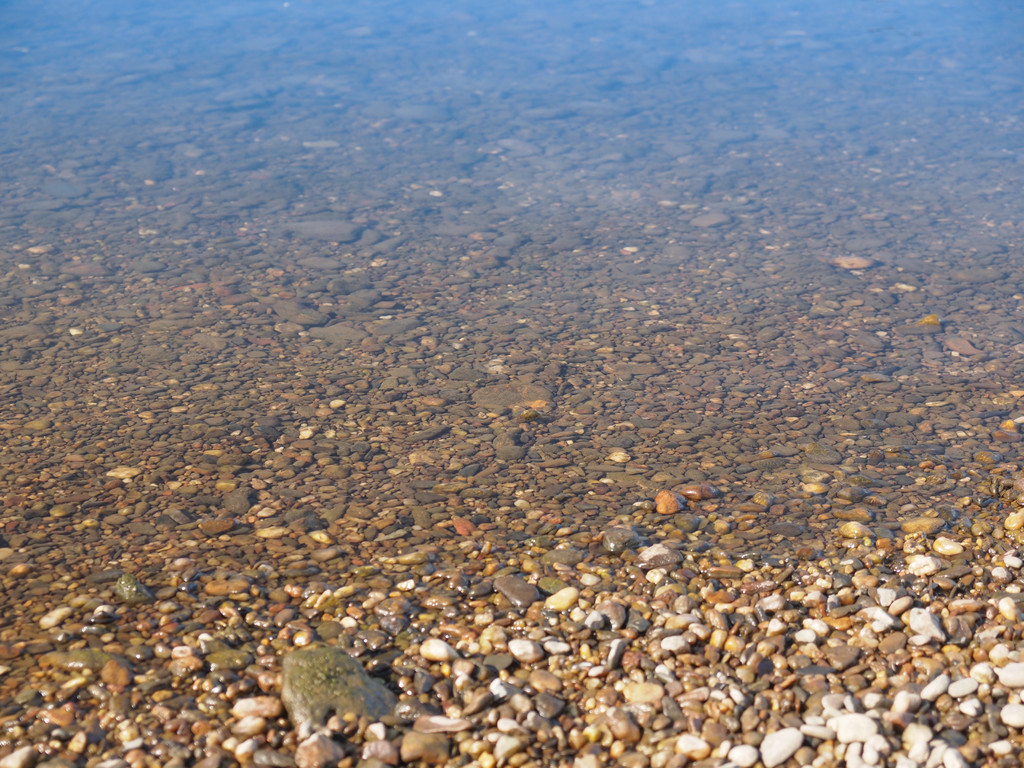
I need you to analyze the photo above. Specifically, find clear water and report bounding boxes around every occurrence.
[3,0,1024,558]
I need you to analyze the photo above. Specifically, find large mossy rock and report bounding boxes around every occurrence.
[281,646,397,736]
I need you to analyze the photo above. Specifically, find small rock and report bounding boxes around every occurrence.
[420,638,460,662]
[907,608,946,642]
[413,715,472,733]
[905,555,942,576]
[675,734,711,759]
[997,663,1024,688]
[921,674,951,701]
[492,575,539,609]
[0,746,37,768]
[830,713,878,743]
[400,732,450,765]
[295,733,345,768]
[760,728,804,768]
[232,696,283,719]
[1000,704,1024,728]
[544,587,579,612]
[39,606,73,630]
[114,573,155,606]
[623,682,664,705]
[728,744,760,768]
[507,639,544,664]
[636,543,682,569]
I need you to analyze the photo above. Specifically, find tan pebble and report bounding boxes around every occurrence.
[39,606,73,630]
[607,449,631,463]
[8,563,33,578]
[255,526,289,539]
[901,516,946,535]
[231,696,283,719]
[623,681,665,705]
[1005,511,1024,532]
[544,587,579,612]
[802,483,828,496]
[998,597,1019,622]
[105,466,142,479]
[675,734,712,759]
[932,537,963,556]
[830,255,876,270]
[420,638,460,662]
[839,521,871,539]
[655,490,686,514]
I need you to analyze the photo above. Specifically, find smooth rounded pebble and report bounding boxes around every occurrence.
[1000,703,1024,728]
[728,744,760,767]
[997,662,1024,688]
[544,587,579,611]
[507,639,544,663]
[831,713,878,743]
[420,638,460,662]
[760,727,804,768]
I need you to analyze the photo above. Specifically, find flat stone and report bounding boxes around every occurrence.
[636,543,682,569]
[760,728,804,768]
[690,212,730,228]
[281,647,397,737]
[0,746,37,768]
[729,744,760,767]
[823,645,861,671]
[413,715,472,733]
[493,575,540,609]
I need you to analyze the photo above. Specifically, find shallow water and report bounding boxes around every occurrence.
[2,0,1024,568]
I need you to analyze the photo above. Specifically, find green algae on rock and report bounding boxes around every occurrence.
[281,646,397,737]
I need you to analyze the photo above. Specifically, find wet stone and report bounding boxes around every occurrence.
[114,573,155,605]
[493,575,540,609]
[603,526,640,555]
[281,647,397,737]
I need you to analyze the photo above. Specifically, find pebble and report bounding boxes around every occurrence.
[728,744,760,767]
[1000,704,1024,727]
[830,713,879,743]
[544,587,579,612]
[674,734,711,759]
[38,605,73,630]
[492,575,540,609]
[0,747,36,768]
[905,555,942,576]
[946,678,978,698]
[420,638,460,662]
[907,608,946,642]
[507,639,544,664]
[759,728,804,768]
[996,662,1024,688]
[921,674,951,701]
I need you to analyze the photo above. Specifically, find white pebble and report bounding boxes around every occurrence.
[803,618,830,637]
[942,745,968,768]
[990,740,1014,756]
[901,723,933,751]
[998,597,1019,621]
[860,606,897,632]
[996,662,1024,688]
[875,587,898,608]
[905,554,942,576]
[759,728,804,768]
[1000,703,1024,727]
[907,608,946,642]
[921,673,950,701]
[1004,555,1023,569]
[728,744,760,767]
[970,662,995,684]
[419,638,460,662]
[891,690,921,714]
[675,734,711,759]
[829,713,878,743]
[946,678,978,698]
[800,723,835,741]
[792,629,818,644]
[958,698,982,716]
[507,639,544,664]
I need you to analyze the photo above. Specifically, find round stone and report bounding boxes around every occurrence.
[420,639,460,662]
[760,728,804,768]
[1002,704,1024,728]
